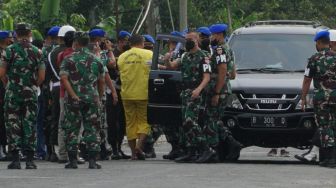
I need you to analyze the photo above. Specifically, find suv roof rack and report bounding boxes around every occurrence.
[245,20,322,28]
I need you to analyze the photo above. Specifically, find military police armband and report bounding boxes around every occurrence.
[304,67,315,78]
[215,46,227,64]
[216,54,227,64]
[304,68,310,77]
[203,63,211,73]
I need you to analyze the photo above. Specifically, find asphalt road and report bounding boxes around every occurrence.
[0,143,335,188]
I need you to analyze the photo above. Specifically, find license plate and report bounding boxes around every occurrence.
[251,116,287,127]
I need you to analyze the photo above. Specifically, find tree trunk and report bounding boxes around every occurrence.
[227,0,232,33]
[88,7,97,28]
[179,0,187,31]
[145,0,161,36]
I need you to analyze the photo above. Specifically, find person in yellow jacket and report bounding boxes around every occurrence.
[118,34,153,160]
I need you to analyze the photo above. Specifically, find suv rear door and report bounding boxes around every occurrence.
[147,34,185,125]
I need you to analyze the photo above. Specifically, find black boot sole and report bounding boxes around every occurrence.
[65,165,78,169]
[8,163,21,169]
[88,163,102,169]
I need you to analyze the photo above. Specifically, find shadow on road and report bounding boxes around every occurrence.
[233,160,317,165]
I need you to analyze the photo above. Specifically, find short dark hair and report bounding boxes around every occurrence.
[64,31,75,47]
[129,34,144,46]
[16,30,30,37]
[74,32,89,46]
[319,37,330,45]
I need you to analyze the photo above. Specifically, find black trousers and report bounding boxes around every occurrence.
[0,84,6,146]
[50,86,60,145]
[106,90,126,152]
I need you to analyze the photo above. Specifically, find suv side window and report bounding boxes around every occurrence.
[151,35,185,71]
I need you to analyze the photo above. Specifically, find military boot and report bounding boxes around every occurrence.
[0,145,6,161]
[88,152,102,169]
[25,151,37,169]
[195,146,216,163]
[65,151,78,169]
[225,135,243,161]
[320,147,336,168]
[7,150,21,169]
[174,148,198,163]
[163,145,182,160]
[328,147,336,168]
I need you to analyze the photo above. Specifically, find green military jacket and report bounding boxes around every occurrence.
[304,48,336,105]
[0,40,45,100]
[60,47,105,103]
[209,43,234,95]
[180,49,212,89]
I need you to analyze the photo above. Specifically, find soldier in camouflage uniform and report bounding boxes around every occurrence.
[60,32,105,169]
[0,23,46,169]
[202,24,241,162]
[174,32,215,163]
[88,29,119,160]
[0,31,13,160]
[296,30,336,168]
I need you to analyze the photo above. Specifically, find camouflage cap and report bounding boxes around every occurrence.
[15,23,32,31]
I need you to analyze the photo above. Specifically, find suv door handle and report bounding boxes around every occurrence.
[153,78,165,85]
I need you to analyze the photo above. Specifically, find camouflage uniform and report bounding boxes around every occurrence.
[203,44,234,148]
[60,47,105,152]
[143,124,163,155]
[0,40,45,152]
[180,49,211,149]
[305,48,336,148]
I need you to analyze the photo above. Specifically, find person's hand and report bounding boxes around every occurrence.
[112,92,118,105]
[301,97,307,112]
[163,52,172,62]
[105,40,113,51]
[72,95,80,101]
[191,88,201,100]
[94,42,101,56]
[211,94,220,106]
[158,64,167,70]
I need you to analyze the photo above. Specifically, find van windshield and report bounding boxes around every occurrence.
[229,34,316,71]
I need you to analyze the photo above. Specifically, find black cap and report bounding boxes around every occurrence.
[15,23,32,31]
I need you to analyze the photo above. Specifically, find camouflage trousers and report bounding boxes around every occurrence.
[4,96,37,152]
[181,89,206,148]
[145,124,163,146]
[314,104,336,148]
[203,94,232,148]
[63,99,101,152]
[145,123,181,147]
[162,124,180,145]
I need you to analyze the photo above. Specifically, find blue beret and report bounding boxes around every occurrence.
[119,30,131,39]
[170,31,184,38]
[89,29,106,38]
[196,27,211,36]
[0,31,11,39]
[209,24,228,34]
[47,26,61,37]
[314,30,330,41]
[143,34,155,44]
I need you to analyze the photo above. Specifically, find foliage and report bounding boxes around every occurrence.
[96,16,117,37]
[40,0,60,23]
[1,0,336,37]
[69,14,87,31]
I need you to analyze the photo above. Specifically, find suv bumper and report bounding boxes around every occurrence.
[222,110,316,148]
